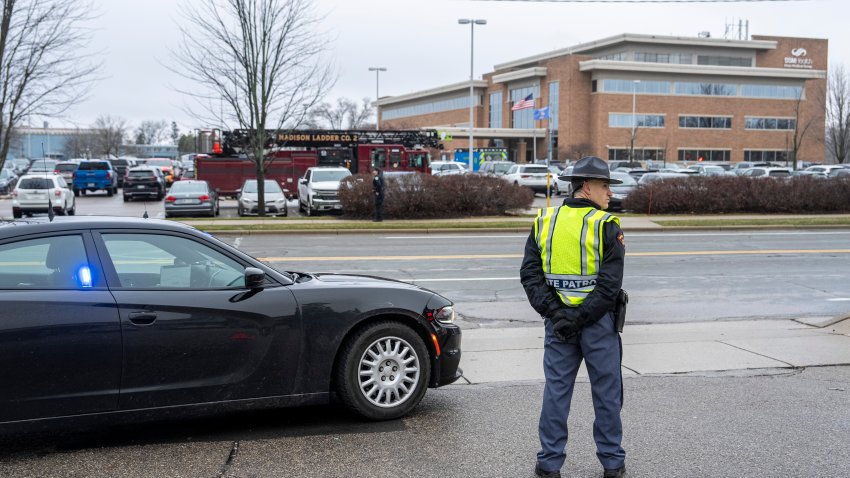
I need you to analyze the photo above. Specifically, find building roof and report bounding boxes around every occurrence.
[374,80,488,107]
[579,60,826,79]
[493,32,778,71]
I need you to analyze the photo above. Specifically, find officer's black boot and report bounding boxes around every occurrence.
[534,464,561,478]
[603,466,626,478]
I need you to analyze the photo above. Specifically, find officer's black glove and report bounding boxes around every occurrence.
[550,307,583,341]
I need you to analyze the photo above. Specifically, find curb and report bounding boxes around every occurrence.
[198,224,850,235]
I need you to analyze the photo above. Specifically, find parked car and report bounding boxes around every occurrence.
[830,169,850,178]
[429,161,467,176]
[608,172,638,211]
[637,172,690,185]
[688,165,729,177]
[502,164,551,194]
[145,158,177,185]
[805,164,847,177]
[53,161,79,185]
[123,166,166,201]
[740,167,792,178]
[297,167,352,216]
[9,158,31,175]
[547,165,569,196]
[0,216,461,426]
[0,169,18,195]
[27,159,58,175]
[478,161,515,177]
[73,160,118,196]
[238,179,289,217]
[164,180,219,218]
[731,161,773,175]
[11,174,75,217]
[109,158,136,187]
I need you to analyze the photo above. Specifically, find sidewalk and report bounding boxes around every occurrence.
[454,316,850,385]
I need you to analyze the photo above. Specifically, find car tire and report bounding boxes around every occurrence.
[73,188,80,197]
[552,184,560,196]
[113,186,118,194]
[237,206,244,217]
[282,204,288,217]
[123,195,129,202]
[107,188,113,197]
[12,209,21,219]
[305,200,313,217]
[81,189,87,196]
[157,189,164,201]
[335,321,430,421]
[68,203,75,216]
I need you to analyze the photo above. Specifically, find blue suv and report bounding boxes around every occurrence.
[73,160,118,196]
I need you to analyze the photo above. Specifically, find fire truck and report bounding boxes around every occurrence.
[194,129,442,197]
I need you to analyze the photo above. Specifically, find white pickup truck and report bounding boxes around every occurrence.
[297,167,352,216]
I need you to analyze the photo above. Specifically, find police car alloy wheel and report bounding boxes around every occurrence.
[336,321,430,420]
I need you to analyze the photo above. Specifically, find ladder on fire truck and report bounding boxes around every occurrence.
[198,129,442,157]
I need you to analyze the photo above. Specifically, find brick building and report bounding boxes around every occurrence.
[375,33,827,165]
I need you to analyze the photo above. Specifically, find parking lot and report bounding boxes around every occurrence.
[0,187,564,220]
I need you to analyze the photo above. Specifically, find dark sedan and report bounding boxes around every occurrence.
[608,171,637,211]
[0,217,462,428]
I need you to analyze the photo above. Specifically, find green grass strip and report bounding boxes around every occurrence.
[194,220,534,232]
[655,217,850,227]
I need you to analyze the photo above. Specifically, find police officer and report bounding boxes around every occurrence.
[520,156,627,478]
[372,167,384,222]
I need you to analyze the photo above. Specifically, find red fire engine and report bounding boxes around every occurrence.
[194,129,442,197]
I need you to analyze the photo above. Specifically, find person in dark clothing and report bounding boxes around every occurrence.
[372,167,385,222]
[520,156,627,478]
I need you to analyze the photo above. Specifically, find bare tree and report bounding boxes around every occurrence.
[92,115,127,158]
[566,142,593,161]
[787,84,824,170]
[62,128,98,159]
[826,65,850,164]
[134,120,169,145]
[174,0,335,216]
[0,0,100,166]
[306,97,374,129]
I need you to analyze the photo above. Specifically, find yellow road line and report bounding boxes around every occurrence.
[258,249,850,262]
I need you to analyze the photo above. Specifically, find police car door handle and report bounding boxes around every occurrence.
[128,311,157,325]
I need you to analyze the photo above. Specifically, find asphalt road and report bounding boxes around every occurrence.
[219,229,850,326]
[1,366,848,477]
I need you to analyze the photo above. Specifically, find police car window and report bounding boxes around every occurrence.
[0,235,89,289]
[102,234,246,289]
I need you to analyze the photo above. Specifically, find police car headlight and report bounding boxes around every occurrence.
[433,306,455,324]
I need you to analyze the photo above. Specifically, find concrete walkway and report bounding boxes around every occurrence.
[455,316,850,385]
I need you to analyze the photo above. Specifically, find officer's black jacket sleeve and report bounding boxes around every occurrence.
[520,230,564,319]
[519,220,625,322]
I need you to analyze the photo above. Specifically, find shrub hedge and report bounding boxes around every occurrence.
[622,176,850,214]
[339,173,535,219]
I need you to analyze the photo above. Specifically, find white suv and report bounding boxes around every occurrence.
[429,161,467,176]
[502,164,552,194]
[297,167,352,216]
[12,174,76,218]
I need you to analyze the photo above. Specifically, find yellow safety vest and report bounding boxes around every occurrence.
[533,205,620,307]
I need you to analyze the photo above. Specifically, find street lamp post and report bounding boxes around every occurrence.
[458,18,486,172]
[368,67,387,131]
[630,80,640,163]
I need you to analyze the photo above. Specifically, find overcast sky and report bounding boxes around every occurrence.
[53,0,844,133]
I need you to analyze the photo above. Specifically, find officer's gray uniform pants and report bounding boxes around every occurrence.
[537,312,625,472]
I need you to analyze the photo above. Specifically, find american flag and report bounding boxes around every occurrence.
[511,94,534,111]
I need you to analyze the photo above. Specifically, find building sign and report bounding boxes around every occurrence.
[784,47,813,69]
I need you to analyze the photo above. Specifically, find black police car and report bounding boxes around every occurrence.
[0,217,461,427]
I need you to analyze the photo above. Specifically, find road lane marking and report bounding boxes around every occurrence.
[384,231,850,240]
[411,277,520,282]
[827,298,850,302]
[258,249,850,262]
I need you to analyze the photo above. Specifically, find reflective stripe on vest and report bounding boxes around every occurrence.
[533,206,620,306]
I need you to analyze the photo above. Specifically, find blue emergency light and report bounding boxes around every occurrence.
[78,265,93,288]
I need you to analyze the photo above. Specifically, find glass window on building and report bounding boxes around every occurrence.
[740,84,803,99]
[609,113,665,128]
[489,92,503,128]
[634,52,692,64]
[548,81,559,129]
[696,55,752,67]
[510,85,539,129]
[674,82,737,96]
[678,116,732,129]
[745,117,796,130]
[602,80,670,94]
[678,149,731,162]
[382,95,477,121]
[744,150,788,162]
